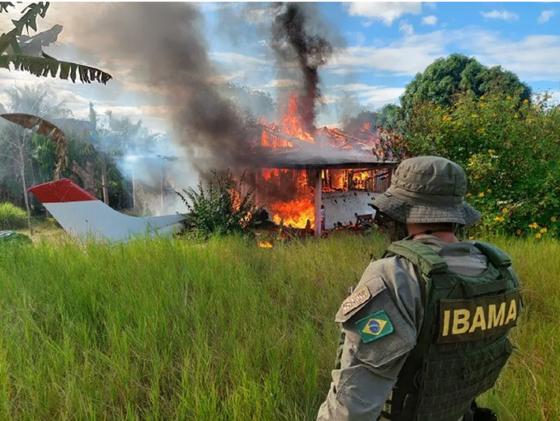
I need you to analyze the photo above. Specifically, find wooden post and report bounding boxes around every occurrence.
[19,131,33,235]
[314,169,322,238]
[101,157,109,205]
[160,160,165,214]
[131,166,136,211]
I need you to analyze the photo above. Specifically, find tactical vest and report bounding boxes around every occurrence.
[381,240,522,421]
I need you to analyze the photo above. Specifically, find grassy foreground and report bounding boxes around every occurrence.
[0,234,556,420]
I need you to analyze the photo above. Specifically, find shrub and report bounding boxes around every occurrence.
[0,202,28,230]
[177,170,259,237]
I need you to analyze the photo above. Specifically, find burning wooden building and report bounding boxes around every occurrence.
[242,95,401,237]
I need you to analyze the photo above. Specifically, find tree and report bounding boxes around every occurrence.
[0,2,111,84]
[377,104,402,131]
[403,92,560,238]
[399,54,531,121]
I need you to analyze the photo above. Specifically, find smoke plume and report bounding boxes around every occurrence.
[61,3,337,179]
[271,3,333,132]
[86,3,257,174]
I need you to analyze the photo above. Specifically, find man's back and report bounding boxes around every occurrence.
[318,235,508,420]
[317,156,522,421]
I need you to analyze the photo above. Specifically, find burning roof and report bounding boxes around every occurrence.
[253,125,399,169]
[251,96,400,170]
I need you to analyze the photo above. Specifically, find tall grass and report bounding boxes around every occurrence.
[0,234,555,420]
[0,202,27,230]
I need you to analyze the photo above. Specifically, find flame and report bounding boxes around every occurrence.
[258,93,316,229]
[324,169,347,191]
[269,195,315,228]
[248,91,403,232]
[280,95,314,143]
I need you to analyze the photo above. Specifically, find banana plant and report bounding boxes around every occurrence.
[0,2,112,84]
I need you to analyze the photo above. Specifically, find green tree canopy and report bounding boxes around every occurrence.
[382,54,531,126]
[404,54,530,109]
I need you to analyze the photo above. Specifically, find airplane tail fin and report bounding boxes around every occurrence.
[28,179,185,241]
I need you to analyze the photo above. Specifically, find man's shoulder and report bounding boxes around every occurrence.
[334,254,422,368]
[335,255,423,326]
[360,255,421,294]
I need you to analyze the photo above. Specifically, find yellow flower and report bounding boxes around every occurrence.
[523,99,529,105]
[528,222,539,229]
[494,215,504,223]
[478,192,485,198]
[540,227,548,234]
[535,232,542,240]
[501,207,509,214]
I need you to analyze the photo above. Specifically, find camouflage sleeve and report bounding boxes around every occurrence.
[317,258,422,421]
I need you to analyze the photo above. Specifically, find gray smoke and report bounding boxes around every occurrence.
[92,3,258,174]
[216,3,337,131]
[76,3,339,180]
[270,3,333,132]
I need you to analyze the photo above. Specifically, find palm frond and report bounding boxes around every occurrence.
[0,3,14,13]
[12,3,49,33]
[0,53,112,84]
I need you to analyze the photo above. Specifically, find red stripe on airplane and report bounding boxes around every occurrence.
[28,179,97,203]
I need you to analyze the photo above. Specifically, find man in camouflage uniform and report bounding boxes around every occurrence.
[317,156,521,421]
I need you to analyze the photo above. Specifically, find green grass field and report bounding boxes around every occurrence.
[0,233,556,420]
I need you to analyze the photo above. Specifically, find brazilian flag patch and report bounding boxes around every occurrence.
[355,310,394,343]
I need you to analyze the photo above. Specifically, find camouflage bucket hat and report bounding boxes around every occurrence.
[372,156,481,226]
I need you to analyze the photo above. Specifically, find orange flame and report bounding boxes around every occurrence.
[280,95,314,143]
[257,93,316,229]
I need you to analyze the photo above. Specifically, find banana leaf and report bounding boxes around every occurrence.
[0,3,14,14]
[0,53,112,84]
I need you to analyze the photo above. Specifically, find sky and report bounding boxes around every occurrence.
[1,2,560,134]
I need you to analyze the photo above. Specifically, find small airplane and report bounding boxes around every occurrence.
[28,178,185,242]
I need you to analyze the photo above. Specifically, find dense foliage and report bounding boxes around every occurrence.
[404,92,560,238]
[178,171,259,237]
[0,86,164,211]
[401,54,530,117]
[375,54,559,239]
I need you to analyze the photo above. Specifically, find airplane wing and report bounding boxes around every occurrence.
[28,179,185,242]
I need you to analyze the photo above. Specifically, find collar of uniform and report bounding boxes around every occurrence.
[409,233,451,249]
[409,234,488,276]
